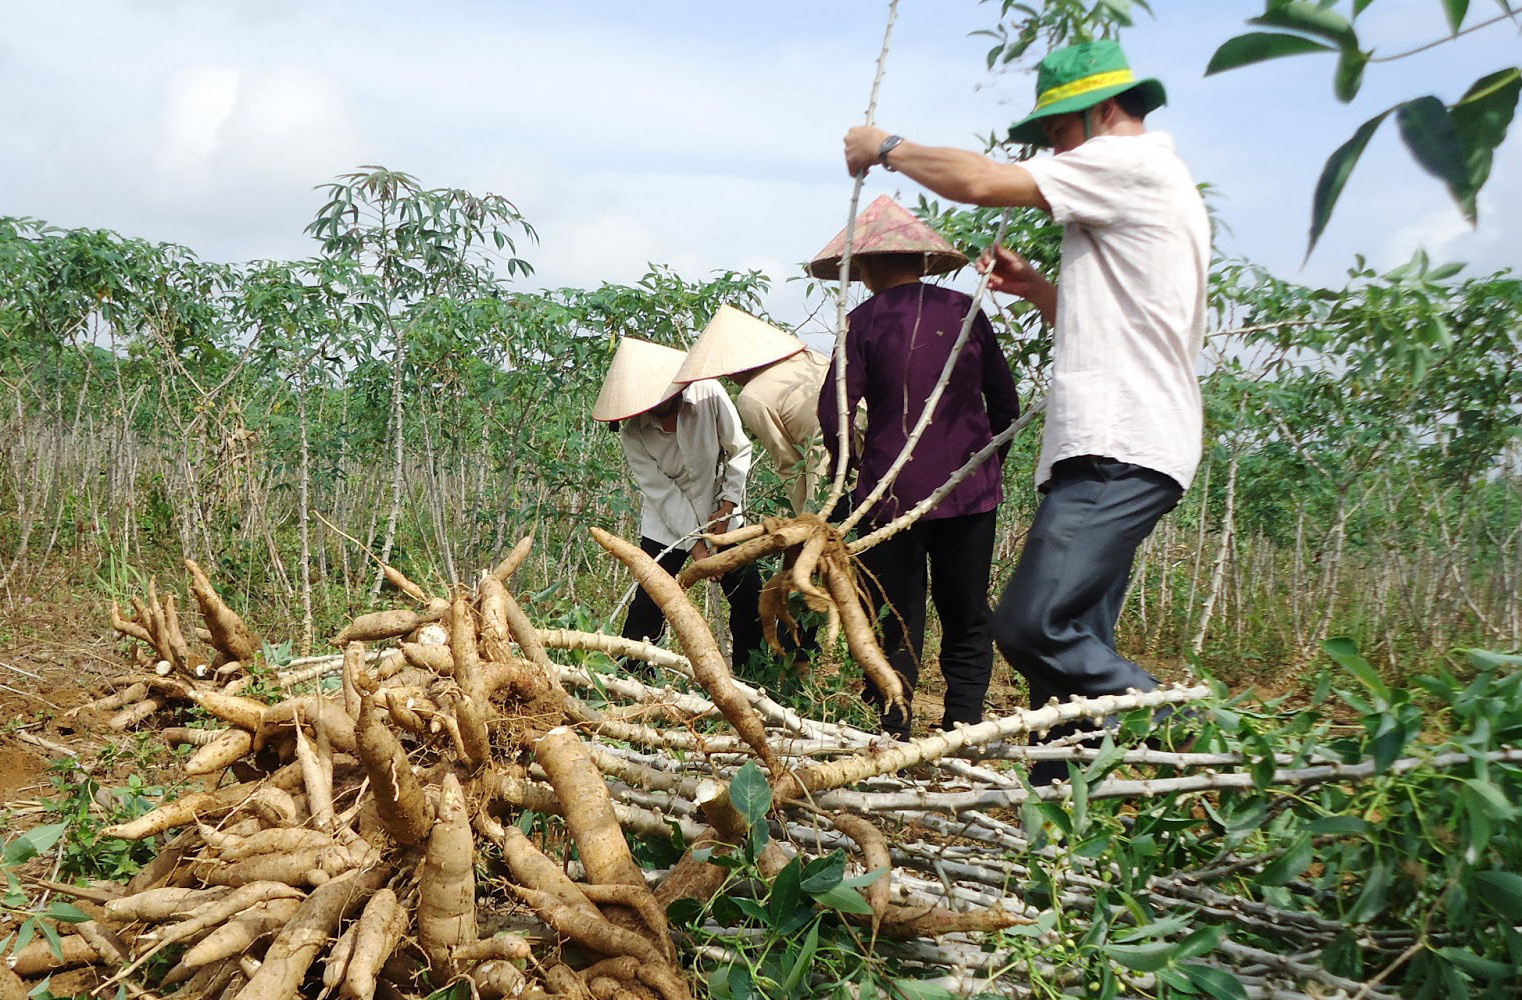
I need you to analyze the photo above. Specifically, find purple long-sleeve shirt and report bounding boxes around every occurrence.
[818,282,1020,523]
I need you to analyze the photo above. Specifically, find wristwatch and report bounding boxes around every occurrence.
[877,134,904,171]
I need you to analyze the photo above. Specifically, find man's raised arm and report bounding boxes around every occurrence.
[843,125,1051,213]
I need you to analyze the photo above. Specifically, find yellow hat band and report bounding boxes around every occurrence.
[1034,69,1135,110]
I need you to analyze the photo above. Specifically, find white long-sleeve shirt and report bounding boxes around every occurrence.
[620,379,751,549]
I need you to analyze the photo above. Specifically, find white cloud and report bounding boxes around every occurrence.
[158,66,242,176]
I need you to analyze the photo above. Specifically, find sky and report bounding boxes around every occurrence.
[3,0,1518,333]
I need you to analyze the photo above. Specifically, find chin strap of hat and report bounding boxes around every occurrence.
[1083,105,1096,141]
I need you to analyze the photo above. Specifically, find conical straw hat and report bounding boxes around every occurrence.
[674,305,805,384]
[807,194,967,281]
[591,338,689,422]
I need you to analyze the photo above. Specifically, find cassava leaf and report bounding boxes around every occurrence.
[1449,67,1522,213]
[1250,2,1359,48]
[1397,96,1477,223]
[1334,47,1368,102]
[729,760,771,828]
[1443,0,1471,32]
[1308,110,1391,256]
[1205,32,1335,75]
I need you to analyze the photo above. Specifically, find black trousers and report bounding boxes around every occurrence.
[858,510,998,738]
[619,536,765,676]
[992,456,1182,780]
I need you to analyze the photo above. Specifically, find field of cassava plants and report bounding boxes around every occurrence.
[2,3,1521,998]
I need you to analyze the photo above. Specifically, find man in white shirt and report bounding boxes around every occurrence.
[842,40,1208,768]
[592,337,764,675]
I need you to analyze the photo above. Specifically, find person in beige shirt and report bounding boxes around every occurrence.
[675,305,829,516]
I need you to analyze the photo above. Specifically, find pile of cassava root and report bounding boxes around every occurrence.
[8,520,1388,1000]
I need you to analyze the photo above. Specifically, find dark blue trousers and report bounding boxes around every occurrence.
[994,455,1182,712]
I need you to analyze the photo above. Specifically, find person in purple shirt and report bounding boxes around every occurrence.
[811,197,1020,739]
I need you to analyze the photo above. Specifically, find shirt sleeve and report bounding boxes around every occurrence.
[621,423,701,542]
[710,388,752,510]
[976,310,1021,462]
[1022,137,1139,228]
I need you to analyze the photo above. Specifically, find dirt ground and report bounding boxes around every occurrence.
[0,563,127,803]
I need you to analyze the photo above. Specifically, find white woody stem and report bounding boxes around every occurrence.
[838,211,1013,535]
[776,685,1210,799]
[823,0,901,517]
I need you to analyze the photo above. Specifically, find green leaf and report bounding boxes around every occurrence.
[811,883,875,915]
[1322,638,1390,702]
[1256,834,1313,887]
[1179,964,1249,1000]
[733,898,770,923]
[1305,816,1374,836]
[43,901,90,924]
[1438,945,1512,980]
[1115,915,1194,943]
[885,980,956,1000]
[1084,733,1126,781]
[665,898,703,927]
[729,761,771,828]
[768,856,803,927]
[1308,111,1391,256]
[781,920,820,997]
[1449,68,1522,214]
[1473,870,1522,921]
[1397,96,1476,223]
[727,964,754,1000]
[1250,2,1358,48]
[746,818,769,860]
[1463,777,1517,819]
[1334,48,1368,102]
[1443,0,1471,32]
[799,849,846,893]
[1204,32,1335,75]
[1108,939,1177,972]
[4,822,69,866]
[1346,860,1393,923]
[1174,925,1226,962]
[840,866,889,889]
[39,922,63,960]
[13,919,36,955]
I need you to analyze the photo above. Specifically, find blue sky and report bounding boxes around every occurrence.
[3,0,1516,329]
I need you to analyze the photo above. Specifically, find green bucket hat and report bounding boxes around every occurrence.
[1007,39,1166,147]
